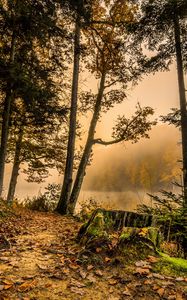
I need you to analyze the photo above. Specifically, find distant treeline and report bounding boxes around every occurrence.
[84,127,181,192]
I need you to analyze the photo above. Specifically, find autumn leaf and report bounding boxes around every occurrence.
[147,256,159,263]
[95,270,103,277]
[18,280,37,292]
[104,257,111,263]
[134,267,150,276]
[108,279,118,285]
[69,263,79,270]
[3,284,13,290]
[157,288,165,297]
[87,265,94,271]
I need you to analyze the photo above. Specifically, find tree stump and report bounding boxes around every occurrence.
[77,208,160,258]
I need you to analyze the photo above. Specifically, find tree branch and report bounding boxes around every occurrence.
[93,137,125,146]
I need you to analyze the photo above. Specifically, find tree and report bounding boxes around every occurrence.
[133,0,187,256]
[56,0,94,214]
[0,0,69,197]
[56,17,81,214]
[6,94,67,204]
[56,0,157,215]
[132,0,187,206]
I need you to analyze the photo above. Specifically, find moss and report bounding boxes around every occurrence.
[120,232,131,240]
[87,212,105,237]
[159,252,187,271]
[147,227,161,247]
[152,252,187,276]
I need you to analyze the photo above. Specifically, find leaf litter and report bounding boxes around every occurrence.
[0,209,186,300]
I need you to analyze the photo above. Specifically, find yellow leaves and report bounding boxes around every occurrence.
[139,228,148,237]
[111,0,137,24]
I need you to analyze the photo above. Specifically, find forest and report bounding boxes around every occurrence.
[0,0,187,299]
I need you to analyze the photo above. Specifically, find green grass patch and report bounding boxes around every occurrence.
[153,252,187,276]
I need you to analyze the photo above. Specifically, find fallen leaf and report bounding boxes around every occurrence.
[79,270,87,279]
[70,279,86,288]
[152,273,165,280]
[4,284,13,290]
[152,284,160,291]
[70,287,85,296]
[135,261,151,269]
[95,270,103,277]
[144,279,152,285]
[69,263,79,270]
[134,267,150,276]
[109,279,118,285]
[18,280,36,292]
[60,256,65,265]
[37,264,48,270]
[157,288,165,297]
[175,277,184,282]
[87,265,94,271]
[147,256,159,263]
[62,268,70,275]
[167,296,176,300]
[122,287,131,296]
[87,274,97,283]
[105,257,111,263]
[2,279,13,285]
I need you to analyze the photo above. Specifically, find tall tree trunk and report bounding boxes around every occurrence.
[7,126,24,205]
[173,12,187,259]
[0,2,18,196]
[68,71,106,215]
[56,19,81,214]
[173,14,187,207]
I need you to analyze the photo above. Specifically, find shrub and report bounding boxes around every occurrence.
[23,183,61,212]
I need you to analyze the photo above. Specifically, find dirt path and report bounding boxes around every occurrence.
[0,211,186,299]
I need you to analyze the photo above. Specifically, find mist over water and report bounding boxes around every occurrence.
[4,125,181,212]
[78,190,153,212]
[79,125,181,211]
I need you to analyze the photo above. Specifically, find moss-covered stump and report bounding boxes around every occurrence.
[77,208,160,257]
[78,208,154,240]
[118,227,161,260]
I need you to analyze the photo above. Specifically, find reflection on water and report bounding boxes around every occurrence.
[78,190,153,212]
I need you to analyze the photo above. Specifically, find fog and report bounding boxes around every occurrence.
[3,125,181,212]
[78,125,181,211]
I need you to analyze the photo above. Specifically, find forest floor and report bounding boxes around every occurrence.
[0,204,187,300]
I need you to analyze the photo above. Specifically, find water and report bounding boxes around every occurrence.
[78,190,152,212]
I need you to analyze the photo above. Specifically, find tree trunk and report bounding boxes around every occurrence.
[173,12,187,258]
[68,72,106,214]
[0,2,18,196]
[56,19,81,214]
[173,14,187,204]
[7,127,24,205]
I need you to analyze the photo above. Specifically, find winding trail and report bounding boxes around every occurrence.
[0,211,186,299]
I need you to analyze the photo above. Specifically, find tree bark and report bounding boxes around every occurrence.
[0,2,18,196]
[173,13,187,207]
[68,71,106,214]
[7,126,24,205]
[56,19,81,214]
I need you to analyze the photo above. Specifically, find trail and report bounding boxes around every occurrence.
[0,211,186,299]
